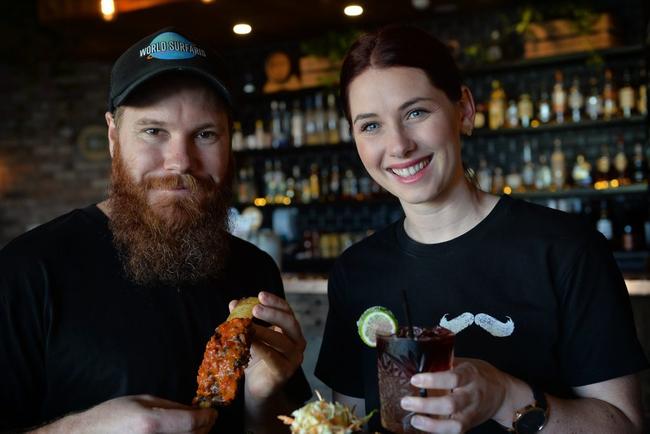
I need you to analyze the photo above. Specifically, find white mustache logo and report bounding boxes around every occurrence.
[439,312,515,337]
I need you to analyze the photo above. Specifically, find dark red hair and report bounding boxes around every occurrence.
[339,24,462,122]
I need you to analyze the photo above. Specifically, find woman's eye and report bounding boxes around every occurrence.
[360,122,379,133]
[407,109,426,119]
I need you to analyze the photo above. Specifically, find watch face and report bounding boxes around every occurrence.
[514,408,546,433]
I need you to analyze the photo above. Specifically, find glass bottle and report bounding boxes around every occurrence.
[313,92,327,144]
[309,163,321,201]
[488,80,506,130]
[517,93,533,128]
[571,154,592,188]
[506,99,519,128]
[638,67,647,116]
[593,143,613,184]
[596,201,613,241]
[535,154,552,190]
[270,101,284,149]
[326,93,340,144]
[618,69,635,119]
[232,121,244,151]
[550,138,566,190]
[586,76,603,121]
[492,166,504,194]
[329,159,341,200]
[521,141,536,190]
[477,156,493,192]
[254,119,267,149]
[304,96,317,145]
[551,70,567,124]
[632,142,648,183]
[613,137,630,186]
[537,85,552,124]
[568,76,584,123]
[602,68,617,120]
[291,99,305,147]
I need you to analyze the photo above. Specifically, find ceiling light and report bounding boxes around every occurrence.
[233,23,252,35]
[100,0,116,21]
[201,0,215,3]
[344,5,364,17]
[411,0,430,9]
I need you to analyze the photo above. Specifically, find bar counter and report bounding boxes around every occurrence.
[283,274,650,296]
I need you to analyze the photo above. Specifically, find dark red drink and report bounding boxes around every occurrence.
[376,326,455,433]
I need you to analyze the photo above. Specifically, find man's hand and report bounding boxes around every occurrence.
[32,395,217,434]
[229,291,306,400]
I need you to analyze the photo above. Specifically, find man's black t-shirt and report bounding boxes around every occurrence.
[315,196,648,433]
[0,205,311,432]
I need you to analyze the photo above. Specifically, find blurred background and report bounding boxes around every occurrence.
[0,0,649,415]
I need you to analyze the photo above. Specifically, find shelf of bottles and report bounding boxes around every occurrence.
[231,45,649,273]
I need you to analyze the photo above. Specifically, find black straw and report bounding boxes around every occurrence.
[400,289,415,339]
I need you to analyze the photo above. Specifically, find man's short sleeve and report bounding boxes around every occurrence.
[314,260,365,397]
[558,232,648,386]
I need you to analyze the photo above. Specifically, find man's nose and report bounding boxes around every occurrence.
[164,136,193,173]
[387,126,416,158]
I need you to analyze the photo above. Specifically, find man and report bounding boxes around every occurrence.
[0,28,311,433]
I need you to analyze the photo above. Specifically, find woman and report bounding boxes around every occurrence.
[314,25,647,433]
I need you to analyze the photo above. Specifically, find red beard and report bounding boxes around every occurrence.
[108,143,232,286]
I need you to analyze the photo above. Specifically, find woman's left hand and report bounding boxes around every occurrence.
[399,357,511,433]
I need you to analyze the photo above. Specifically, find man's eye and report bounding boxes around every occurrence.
[144,128,160,135]
[197,131,217,140]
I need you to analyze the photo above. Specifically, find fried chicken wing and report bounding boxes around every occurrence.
[193,297,259,408]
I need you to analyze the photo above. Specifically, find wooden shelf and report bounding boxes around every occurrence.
[510,182,648,199]
[470,116,647,138]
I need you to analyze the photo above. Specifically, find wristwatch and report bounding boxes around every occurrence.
[507,385,549,434]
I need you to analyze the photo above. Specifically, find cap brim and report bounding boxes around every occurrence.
[110,65,232,112]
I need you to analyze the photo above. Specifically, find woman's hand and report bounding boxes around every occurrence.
[399,357,524,433]
[230,292,306,401]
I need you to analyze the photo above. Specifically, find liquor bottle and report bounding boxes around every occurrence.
[342,168,359,200]
[358,173,373,199]
[550,138,566,190]
[586,76,602,121]
[319,165,330,201]
[313,92,327,144]
[273,160,286,204]
[280,101,292,147]
[535,154,552,190]
[291,99,304,147]
[232,121,244,151]
[622,224,634,252]
[329,159,341,200]
[237,166,249,204]
[476,156,493,192]
[486,29,503,63]
[304,96,317,145]
[270,101,284,148]
[602,68,617,120]
[263,160,275,202]
[301,166,312,204]
[290,165,303,203]
[618,69,635,119]
[638,67,647,116]
[339,115,352,143]
[504,163,523,193]
[593,143,613,185]
[596,201,613,241]
[506,100,519,128]
[254,119,267,149]
[488,80,506,130]
[285,169,296,203]
[521,141,536,190]
[568,76,584,123]
[326,93,340,144]
[517,93,533,128]
[491,166,504,194]
[551,70,567,124]
[613,137,630,186]
[309,163,321,201]
[632,142,648,183]
[537,85,552,124]
[571,154,593,188]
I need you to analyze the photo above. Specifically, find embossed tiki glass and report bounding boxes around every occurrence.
[376,326,455,434]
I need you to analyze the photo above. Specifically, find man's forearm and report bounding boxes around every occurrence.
[542,395,644,434]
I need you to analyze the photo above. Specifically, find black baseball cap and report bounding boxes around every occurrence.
[108,27,232,112]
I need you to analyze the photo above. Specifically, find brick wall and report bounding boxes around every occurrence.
[0,61,112,247]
